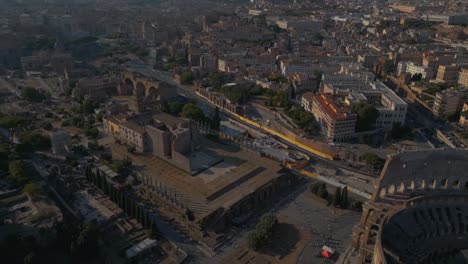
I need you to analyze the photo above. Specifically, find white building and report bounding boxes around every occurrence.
[397,61,433,79]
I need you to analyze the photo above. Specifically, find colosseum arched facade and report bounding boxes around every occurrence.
[340,149,468,264]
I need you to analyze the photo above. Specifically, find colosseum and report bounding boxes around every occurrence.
[340,149,468,264]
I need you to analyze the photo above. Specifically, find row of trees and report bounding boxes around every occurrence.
[21,87,48,103]
[0,220,99,264]
[264,90,289,107]
[360,152,386,171]
[332,186,349,208]
[85,168,159,235]
[180,103,221,130]
[0,143,10,171]
[0,115,31,128]
[248,213,278,250]
[309,182,329,200]
[55,220,100,260]
[309,182,363,211]
[17,131,51,153]
[180,71,194,85]
[285,105,317,131]
[8,160,45,200]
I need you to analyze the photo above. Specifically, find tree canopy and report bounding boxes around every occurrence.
[426,82,447,95]
[0,115,31,128]
[8,160,30,186]
[0,143,10,171]
[211,107,221,130]
[361,152,385,171]
[180,72,193,85]
[23,183,44,199]
[350,102,379,131]
[18,132,51,152]
[248,213,277,250]
[21,87,47,103]
[181,103,206,121]
[285,105,317,131]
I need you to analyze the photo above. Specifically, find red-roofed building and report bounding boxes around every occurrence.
[310,93,357,142]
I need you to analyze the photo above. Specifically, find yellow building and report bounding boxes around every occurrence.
[459,68,468,88]
[460,102,468,127]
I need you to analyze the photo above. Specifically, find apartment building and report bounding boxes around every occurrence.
[397,61,433,80]
[437,65,460,85]
[301,92,315,112]
[309,93,357,142]
[459,68,468,87]
[459,103,468,127]
[432,87,468,119]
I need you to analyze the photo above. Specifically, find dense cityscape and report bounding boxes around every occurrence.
[0,0,467,263]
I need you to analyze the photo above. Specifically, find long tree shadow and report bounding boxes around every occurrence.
[257,223,300,260]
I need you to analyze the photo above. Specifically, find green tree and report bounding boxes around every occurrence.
[211,106,221,130]
[208,72,225,89]
[391,123,414,140]
[21,87,46,102]
[0,143,10,171]
[23,251,38,264]
[317,183,328,199]
[84,127,99,139]
[168,101,184,115]
[333,187,342,207]
[383,61,396,75]
[248,232,261,250]
[350,102,379,131]
[309,182,319,194]
[19,132,51,151]
[341,186,348,209]
[411,73,423,82]
[181,103,205,121]
[248,213,277,250]
[23,183,44,199]
[351,201,363,212]
[285,105,317,131]
[80,99,97,114]
[70,222,99,260]
[426,82,448,95]
[180,72,194,84]
[361,153,385,171]
[8,160,30,186]
[0,116,31,128]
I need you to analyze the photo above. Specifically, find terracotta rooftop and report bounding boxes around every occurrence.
[313,93,356,120]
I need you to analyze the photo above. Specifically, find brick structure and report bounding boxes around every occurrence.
[340,149,468,264]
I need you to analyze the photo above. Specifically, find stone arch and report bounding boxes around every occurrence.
[429,179,436,189]
[147,86,157,96]
[452,179,460,189]
[123,78,134,95]
[440,178,448,189]
[398,182,405,193]
[419,179,426,189]
[379,187,387,198]
[363,209,375,225]
[135,82,146,97]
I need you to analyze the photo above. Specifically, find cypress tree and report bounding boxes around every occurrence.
[333,187,342,207]
[211,106,221,130]
[341,186,348,209]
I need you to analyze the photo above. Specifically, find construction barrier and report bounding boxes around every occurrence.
[232,113,336,160]
[195,90,337,160]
